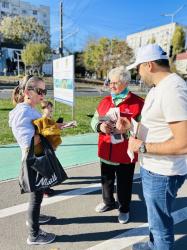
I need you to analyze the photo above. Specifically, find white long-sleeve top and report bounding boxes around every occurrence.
[9,103,41,152]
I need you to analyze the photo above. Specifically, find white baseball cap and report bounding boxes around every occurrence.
[126,44,168,70]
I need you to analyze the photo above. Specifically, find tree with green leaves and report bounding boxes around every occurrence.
[83,37,133,78]
[21,43,49,74]
[0,16,50,46]
[171,26,185,56]
[109,39,133,68]
[83,39,99,75]
[74,51,86,78]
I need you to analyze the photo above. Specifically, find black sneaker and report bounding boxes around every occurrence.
[39,214,51,224]
[26,214,51,226]
[95,202,116,213]
[27,229,56,245]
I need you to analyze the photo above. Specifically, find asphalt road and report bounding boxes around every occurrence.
[0,87,109,99]
[0,84,146,99]
[0,163,187,250]
[1,84,186,249]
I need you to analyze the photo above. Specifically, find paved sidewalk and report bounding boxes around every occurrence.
[0,133,99,181]
[0,133,187,250]
[0,163,187,250]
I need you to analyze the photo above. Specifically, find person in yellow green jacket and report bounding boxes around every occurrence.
[33,100,63,197]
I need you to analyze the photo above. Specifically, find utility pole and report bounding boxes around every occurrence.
[59,0,63,57]
[161,5,185,55]
[161,5,185,24]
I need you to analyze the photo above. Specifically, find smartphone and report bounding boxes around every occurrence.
[56,117,64,123]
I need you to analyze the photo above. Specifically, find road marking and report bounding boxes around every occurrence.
[86,206,187,250]
[0,174,140,219]
[0,175,186,250]
[0,183,101,219]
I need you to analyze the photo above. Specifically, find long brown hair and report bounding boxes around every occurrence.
[12,75,43,105]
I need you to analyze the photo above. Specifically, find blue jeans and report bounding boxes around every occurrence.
[140,167,186,250]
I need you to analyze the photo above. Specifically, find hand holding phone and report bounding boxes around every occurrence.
[56,117,64,123]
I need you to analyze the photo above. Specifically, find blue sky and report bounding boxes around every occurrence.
[27,0,187,51]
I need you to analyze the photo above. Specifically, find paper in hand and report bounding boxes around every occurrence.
[130,118,139,137]
[99,108,120,123]
[99,108,124,144]
[61,121,77,129]
[127,118,139,162]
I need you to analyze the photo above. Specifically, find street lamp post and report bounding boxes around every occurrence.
[162,5,185,24]
[161,5,185,55]
[59,0,63,57]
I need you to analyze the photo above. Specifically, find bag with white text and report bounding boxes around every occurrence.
[19,135,68,193]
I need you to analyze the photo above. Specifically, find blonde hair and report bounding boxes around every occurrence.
[12,75,43,105]
[108,66,131,83]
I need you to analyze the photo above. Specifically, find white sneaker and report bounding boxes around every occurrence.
[95,203,116,213]
[118,212,129,224]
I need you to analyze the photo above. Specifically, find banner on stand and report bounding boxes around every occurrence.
[53,55,74,106]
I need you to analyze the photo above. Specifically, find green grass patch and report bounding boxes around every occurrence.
[0,96,102,145]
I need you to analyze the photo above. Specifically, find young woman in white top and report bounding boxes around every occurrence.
[9,75,56,245]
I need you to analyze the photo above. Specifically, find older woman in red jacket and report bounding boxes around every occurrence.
[91,66,144,224]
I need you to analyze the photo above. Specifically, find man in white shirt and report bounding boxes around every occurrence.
[127,44,187,250]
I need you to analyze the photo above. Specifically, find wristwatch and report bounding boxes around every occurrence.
[139,142,147,153]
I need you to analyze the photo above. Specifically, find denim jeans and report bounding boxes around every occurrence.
[140,167,186,250]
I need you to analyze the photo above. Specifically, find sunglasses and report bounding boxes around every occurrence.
[28,87,47,96]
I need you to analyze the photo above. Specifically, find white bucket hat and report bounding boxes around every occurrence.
[127,44,168,70]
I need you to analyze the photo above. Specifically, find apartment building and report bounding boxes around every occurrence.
[126,23,187,55]
[0,0,50,33]
[0,0,50,74]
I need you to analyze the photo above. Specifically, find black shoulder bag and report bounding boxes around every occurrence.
[19,134,68,193]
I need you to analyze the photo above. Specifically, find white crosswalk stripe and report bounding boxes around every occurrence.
[86,207,187,250]
[0,173,187,250]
